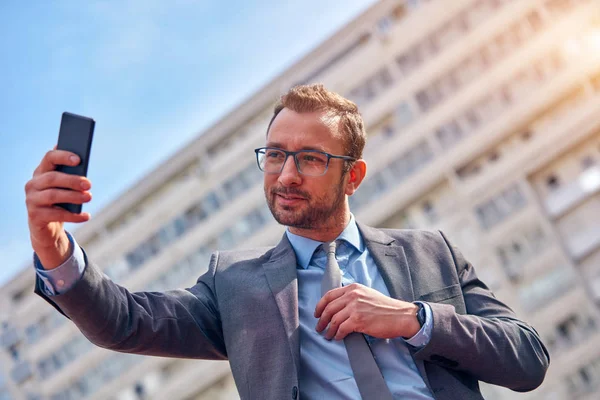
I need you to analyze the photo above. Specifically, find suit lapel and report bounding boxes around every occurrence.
[262,234,300,378]
[357,223,415,302]
[358,224,435,390]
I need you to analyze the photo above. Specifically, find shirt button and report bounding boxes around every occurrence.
[57,280,65,287]
[292,386,298,399]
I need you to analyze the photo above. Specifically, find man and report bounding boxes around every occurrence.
[26,84,549,399]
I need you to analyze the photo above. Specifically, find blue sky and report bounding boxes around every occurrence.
[0,0,376,285]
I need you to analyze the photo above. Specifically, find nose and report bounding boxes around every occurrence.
[278,155,302,186]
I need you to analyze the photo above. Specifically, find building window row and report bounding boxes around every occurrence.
[564,353,600,398]
[434,49,565,151]
[415,9,545,113]
[495,223,550,281]
[350,140,434,210]
[145,205,272,292]
[51,352,144,400]
[301,0,417,84]
[23,312,66,346]
[348,0,517,108]
[475,183,527,230]
[546,311,597,357]
[386,183,455,230]
[456,129,534,182]
[397,0,517,79]
[348,67,394,107]
[541,132,600,195]
[518,265,577,313]
[37,335,93,379]
[122,163,261,273]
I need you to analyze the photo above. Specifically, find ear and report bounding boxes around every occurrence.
[345,159,367,196]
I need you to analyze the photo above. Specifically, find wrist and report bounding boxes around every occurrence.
[401,303,421,339]
[33,231,72,270]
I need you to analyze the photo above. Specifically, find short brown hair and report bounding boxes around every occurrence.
[267,84,367,162]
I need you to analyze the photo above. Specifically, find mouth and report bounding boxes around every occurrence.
[274,192,307,207]
[276,193,306,201]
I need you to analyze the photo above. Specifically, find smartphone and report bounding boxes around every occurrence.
[55,112,95,214]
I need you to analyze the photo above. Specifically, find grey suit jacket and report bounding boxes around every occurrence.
[36,224,549,400]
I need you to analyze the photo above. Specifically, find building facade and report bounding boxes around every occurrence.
[2,0,600,398]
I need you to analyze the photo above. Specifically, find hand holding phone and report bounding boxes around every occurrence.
[24,112,95,269]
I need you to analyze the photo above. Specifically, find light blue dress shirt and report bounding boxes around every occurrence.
[36,220,434,399]
[287,215,434,399]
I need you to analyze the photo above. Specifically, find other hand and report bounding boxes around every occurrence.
[314,283,420,340]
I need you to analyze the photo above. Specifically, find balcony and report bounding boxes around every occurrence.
[544,165,600,218]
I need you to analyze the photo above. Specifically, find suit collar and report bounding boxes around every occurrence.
[285,214,364,269]
[357,222,415,302]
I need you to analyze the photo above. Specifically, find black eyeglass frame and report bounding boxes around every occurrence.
[254,147,357,176]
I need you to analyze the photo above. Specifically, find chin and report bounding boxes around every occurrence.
[272,209,307,228]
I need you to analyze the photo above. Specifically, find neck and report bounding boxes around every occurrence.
[288,210,351,242]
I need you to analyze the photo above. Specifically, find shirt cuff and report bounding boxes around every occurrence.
[34,231,86,296]
[403,302,433,348]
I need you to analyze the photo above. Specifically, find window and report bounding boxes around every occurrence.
[436,119,465,150]
[475,184,527,229]
[546,175,560,190]
[519,266,576,312]
[395,102,414,129]
[204,191,222,213]
[422,201,438,223]
[488,151,500,162]
[565,356,600,395]
[348,67,394,106]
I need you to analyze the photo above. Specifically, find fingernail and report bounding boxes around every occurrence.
[80,181,90,189]
[70,155,79,163]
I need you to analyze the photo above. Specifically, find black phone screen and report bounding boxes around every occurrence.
[55,112,95,213]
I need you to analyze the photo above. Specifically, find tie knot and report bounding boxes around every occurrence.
[327,241,337,256]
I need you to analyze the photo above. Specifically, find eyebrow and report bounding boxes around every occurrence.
[265,142,328,152]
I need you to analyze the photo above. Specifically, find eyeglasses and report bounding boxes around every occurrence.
[254,147,356,177]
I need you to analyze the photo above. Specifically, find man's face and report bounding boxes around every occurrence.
[264,108,349,231]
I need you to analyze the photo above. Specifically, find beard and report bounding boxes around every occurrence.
[266,183,346,230]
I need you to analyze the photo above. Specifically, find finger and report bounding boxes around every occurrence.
[28,207,91,224]
[28,171,91,192]
[27,188,92,208]
[334,318,356,341]
[324,308,351,340]
[34,150,80,176]
[316,295,349,333]
[314,286,349,318]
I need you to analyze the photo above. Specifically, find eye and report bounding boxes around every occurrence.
[301,153,327,163]
[266,150,284,159]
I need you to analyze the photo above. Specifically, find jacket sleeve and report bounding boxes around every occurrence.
[412,231,550,392]
[34,249,227,360]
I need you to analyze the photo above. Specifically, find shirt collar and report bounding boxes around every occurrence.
[285,214,364,269]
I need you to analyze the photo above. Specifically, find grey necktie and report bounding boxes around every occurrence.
[321,241,394,400]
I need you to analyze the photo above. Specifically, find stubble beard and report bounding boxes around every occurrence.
[266,183,346,230]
